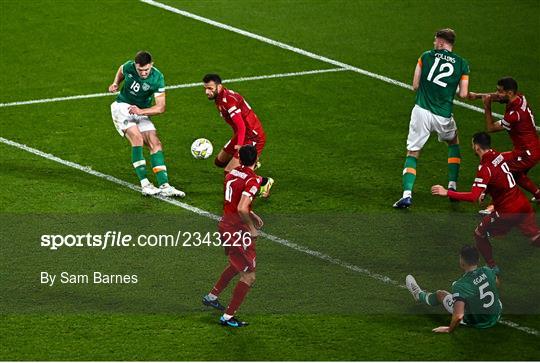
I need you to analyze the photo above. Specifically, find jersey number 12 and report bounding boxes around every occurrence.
[427,57,454,88]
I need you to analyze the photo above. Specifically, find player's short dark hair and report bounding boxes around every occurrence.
[460,245,480,265]
[134,51,152,66]
[497,77,518,92]
[472,132,491,150]
[435,28,456,45]
[239,145,257,167]
[203,73,222,84]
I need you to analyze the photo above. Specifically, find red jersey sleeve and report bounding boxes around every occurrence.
[223,94,246,146]
[242,177,261,200]
[503,109,520,125]
[448,165,491,203]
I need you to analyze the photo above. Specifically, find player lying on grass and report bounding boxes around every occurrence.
[394,28,471,209]
[202,145,263,327]
[406,245,502,333]
[108,51,184,197]
[203,73,273,198]
[469,77,540,208]
[431,132,540,273]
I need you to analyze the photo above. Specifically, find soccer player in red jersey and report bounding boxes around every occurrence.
[202,145,263,327]
[203,74,273,197]
[471,77,540,202]
[431,132,540,272]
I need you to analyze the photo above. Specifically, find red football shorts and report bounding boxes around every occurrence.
[219,225,257,272]
[502,149,540,173]
[223,131,266,159]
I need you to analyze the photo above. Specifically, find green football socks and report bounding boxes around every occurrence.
[402,155,417,198]
[419,291,439,307]
[151,150,169,186]
[447,144,461,189]
[132,146,148,183]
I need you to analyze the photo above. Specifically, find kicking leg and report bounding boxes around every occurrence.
[126,126,160,196]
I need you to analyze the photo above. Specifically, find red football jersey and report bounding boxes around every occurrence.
[448,150,530,213]
[501,94,539,153]
[220,166,262,228]
[215,87,264,145]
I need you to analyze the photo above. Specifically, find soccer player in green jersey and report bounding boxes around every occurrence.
[394,29,471,208]
[108,51,184,197]
[406,245,502,333]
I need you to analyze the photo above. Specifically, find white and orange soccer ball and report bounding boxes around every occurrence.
[190,138,213,159]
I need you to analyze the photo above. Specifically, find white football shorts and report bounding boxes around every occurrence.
[111,101,156,137]
[406,105,457,151]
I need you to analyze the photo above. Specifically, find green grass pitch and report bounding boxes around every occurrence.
[1,0,539,360]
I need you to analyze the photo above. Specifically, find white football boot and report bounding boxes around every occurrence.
[159,183,186,198]
[141,182,161,196]
[405,274,421,302]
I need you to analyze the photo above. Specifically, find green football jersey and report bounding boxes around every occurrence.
[452,266,502,329]
[116,60,165,109]
[415,49,470,118]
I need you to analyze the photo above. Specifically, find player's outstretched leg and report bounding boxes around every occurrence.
[514,172,540,202]
[406,275,443,307]
[144,131,185,197]
[393,154,417,208]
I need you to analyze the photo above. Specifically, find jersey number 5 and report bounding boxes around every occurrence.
[479,282,495,308]
[427,57,454,88]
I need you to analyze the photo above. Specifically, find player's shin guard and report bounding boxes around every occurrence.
[447,144,461,189]
[211,265,238,296]
[225,281,251,316]
[132,146,148,183]
[150,150,168,186]
[402,156,417,197]
[419,291,439,306]
[474,230,496,267]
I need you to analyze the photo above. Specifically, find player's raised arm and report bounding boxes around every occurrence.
[482,95,505,132]
[108,65,124,93]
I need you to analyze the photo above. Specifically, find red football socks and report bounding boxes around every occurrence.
[211,265,238,296]
[225,281,251,316]
[475,233,496,267]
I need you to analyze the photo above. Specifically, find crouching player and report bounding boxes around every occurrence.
[203,73,273,197]
[406,245,502,333]
[431,132,540,272]
[202,145,263,327]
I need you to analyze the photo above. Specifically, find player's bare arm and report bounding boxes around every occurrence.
[250,211,264,229]
[433,300,465,333]
[457,76,469,99]
[238,195,258,237]
[129,93,166,116]
[412,63,422,91]
[108,65,124,93]
[482,95,505,132]
[431,185,448,197]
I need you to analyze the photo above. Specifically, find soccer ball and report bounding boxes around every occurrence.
[190,138,213,159]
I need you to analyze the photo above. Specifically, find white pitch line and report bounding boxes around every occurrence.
[0,68,346,108]
[139,0,506,120]
[1,136,537,337]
